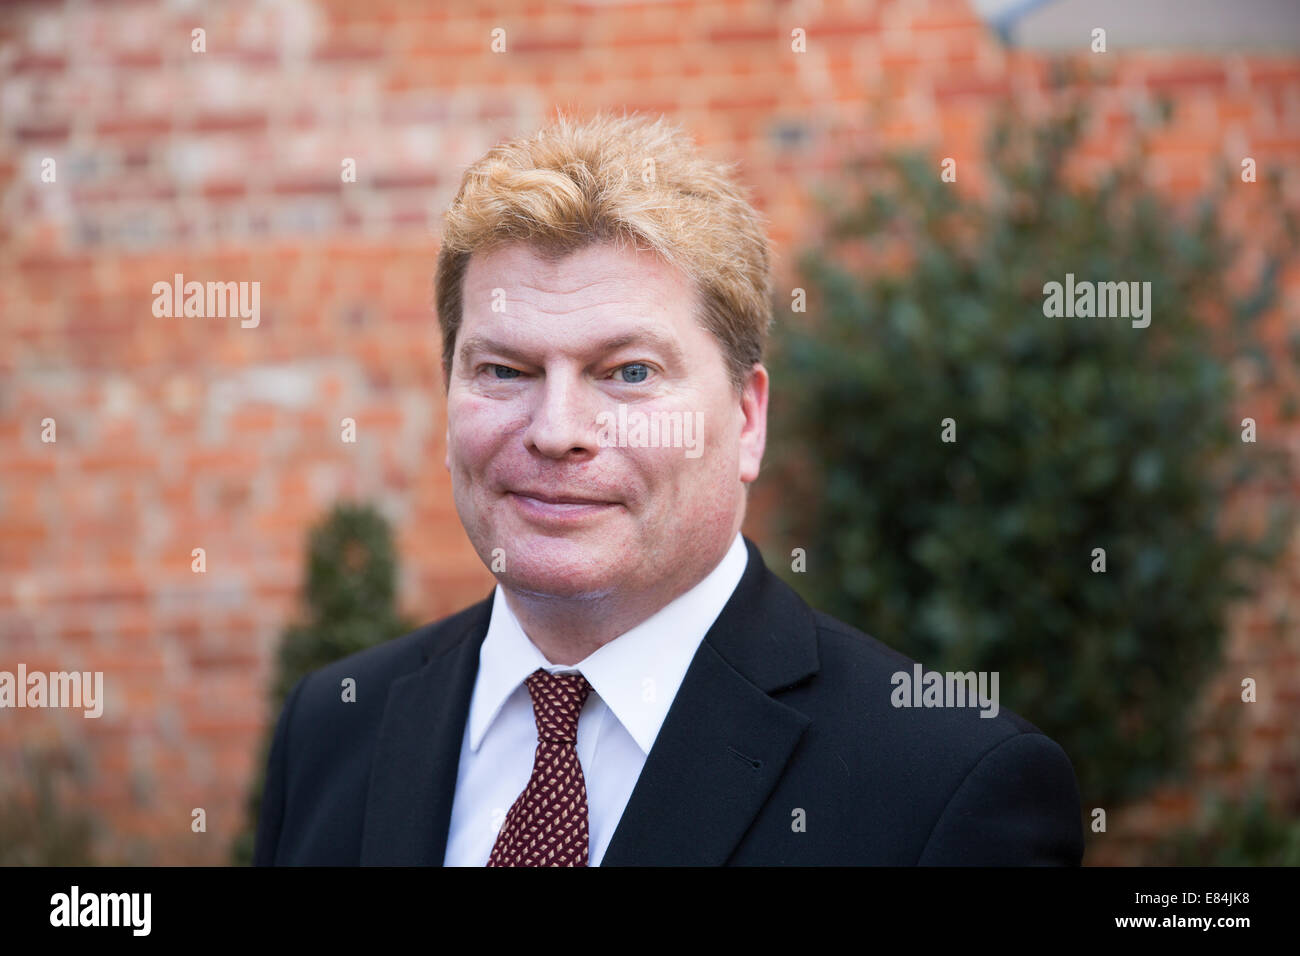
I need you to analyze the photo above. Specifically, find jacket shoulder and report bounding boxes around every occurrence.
[809,608,1046,738]
[756,606,1082,864]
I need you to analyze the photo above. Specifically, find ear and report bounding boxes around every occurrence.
[737,363,768,484]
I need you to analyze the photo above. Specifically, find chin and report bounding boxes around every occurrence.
[499,563,621,601]
[489,534,617,596]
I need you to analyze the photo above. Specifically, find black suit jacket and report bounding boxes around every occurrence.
[254,536,1084,865]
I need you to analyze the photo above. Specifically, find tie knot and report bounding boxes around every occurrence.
[524,668,591,744]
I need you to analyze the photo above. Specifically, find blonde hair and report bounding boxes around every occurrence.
[434,110,773,393]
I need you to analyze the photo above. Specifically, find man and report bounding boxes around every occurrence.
[254,111,1084,866]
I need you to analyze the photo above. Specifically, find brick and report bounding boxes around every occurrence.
[10,52,68,72]
[14,122,72,143]
[372,171,442,189]
[934,73,1012,99]
[608,30,683,49]
[1147,64,1228,92]
[94,115,172,137]
[201,181,248,200]
[708,24,776,45]
[313,39,387,62]
[509,34,584,55]
[190,111,270,134]
[272,178,341,196]
[807,15,883,38]
[113,50,164,70]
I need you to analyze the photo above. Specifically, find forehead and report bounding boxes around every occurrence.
[462,240,694,319]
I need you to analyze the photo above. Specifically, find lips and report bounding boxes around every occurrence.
[505,488,622,525]
[508,489,617,506]
[506,494,618,509]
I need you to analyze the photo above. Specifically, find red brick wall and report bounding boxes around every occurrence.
[2,0,1297,864]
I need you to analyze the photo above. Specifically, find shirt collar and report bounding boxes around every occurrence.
[467,531,749,755]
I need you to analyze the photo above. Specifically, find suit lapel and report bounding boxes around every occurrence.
[360,594,492,865]
[601,537,820,866]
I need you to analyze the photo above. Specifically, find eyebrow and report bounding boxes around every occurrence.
[457,328,689,370]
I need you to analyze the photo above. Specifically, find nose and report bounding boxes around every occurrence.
[523,371,600,459]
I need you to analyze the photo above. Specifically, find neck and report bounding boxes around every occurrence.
[501,534,738,666]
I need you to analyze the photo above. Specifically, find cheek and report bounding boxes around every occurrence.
[636,448,725,510]
[448,398,512,469]
[689,414,742,501]
[636,404,739,491]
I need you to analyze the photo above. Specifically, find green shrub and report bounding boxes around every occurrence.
[768,101,1297,810]
[0,746,98,866]
[230,501,416,864]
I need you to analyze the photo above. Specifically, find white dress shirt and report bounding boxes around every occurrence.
[442,531,750,866]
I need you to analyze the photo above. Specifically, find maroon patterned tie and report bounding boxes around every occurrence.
[487,668,594,867]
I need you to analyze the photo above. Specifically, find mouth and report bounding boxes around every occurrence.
[506,490,620,524]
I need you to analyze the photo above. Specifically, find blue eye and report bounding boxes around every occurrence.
[616,363,650,384]
[489,364,521,380]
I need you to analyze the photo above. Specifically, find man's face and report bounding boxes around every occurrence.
[445,240,767,602]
